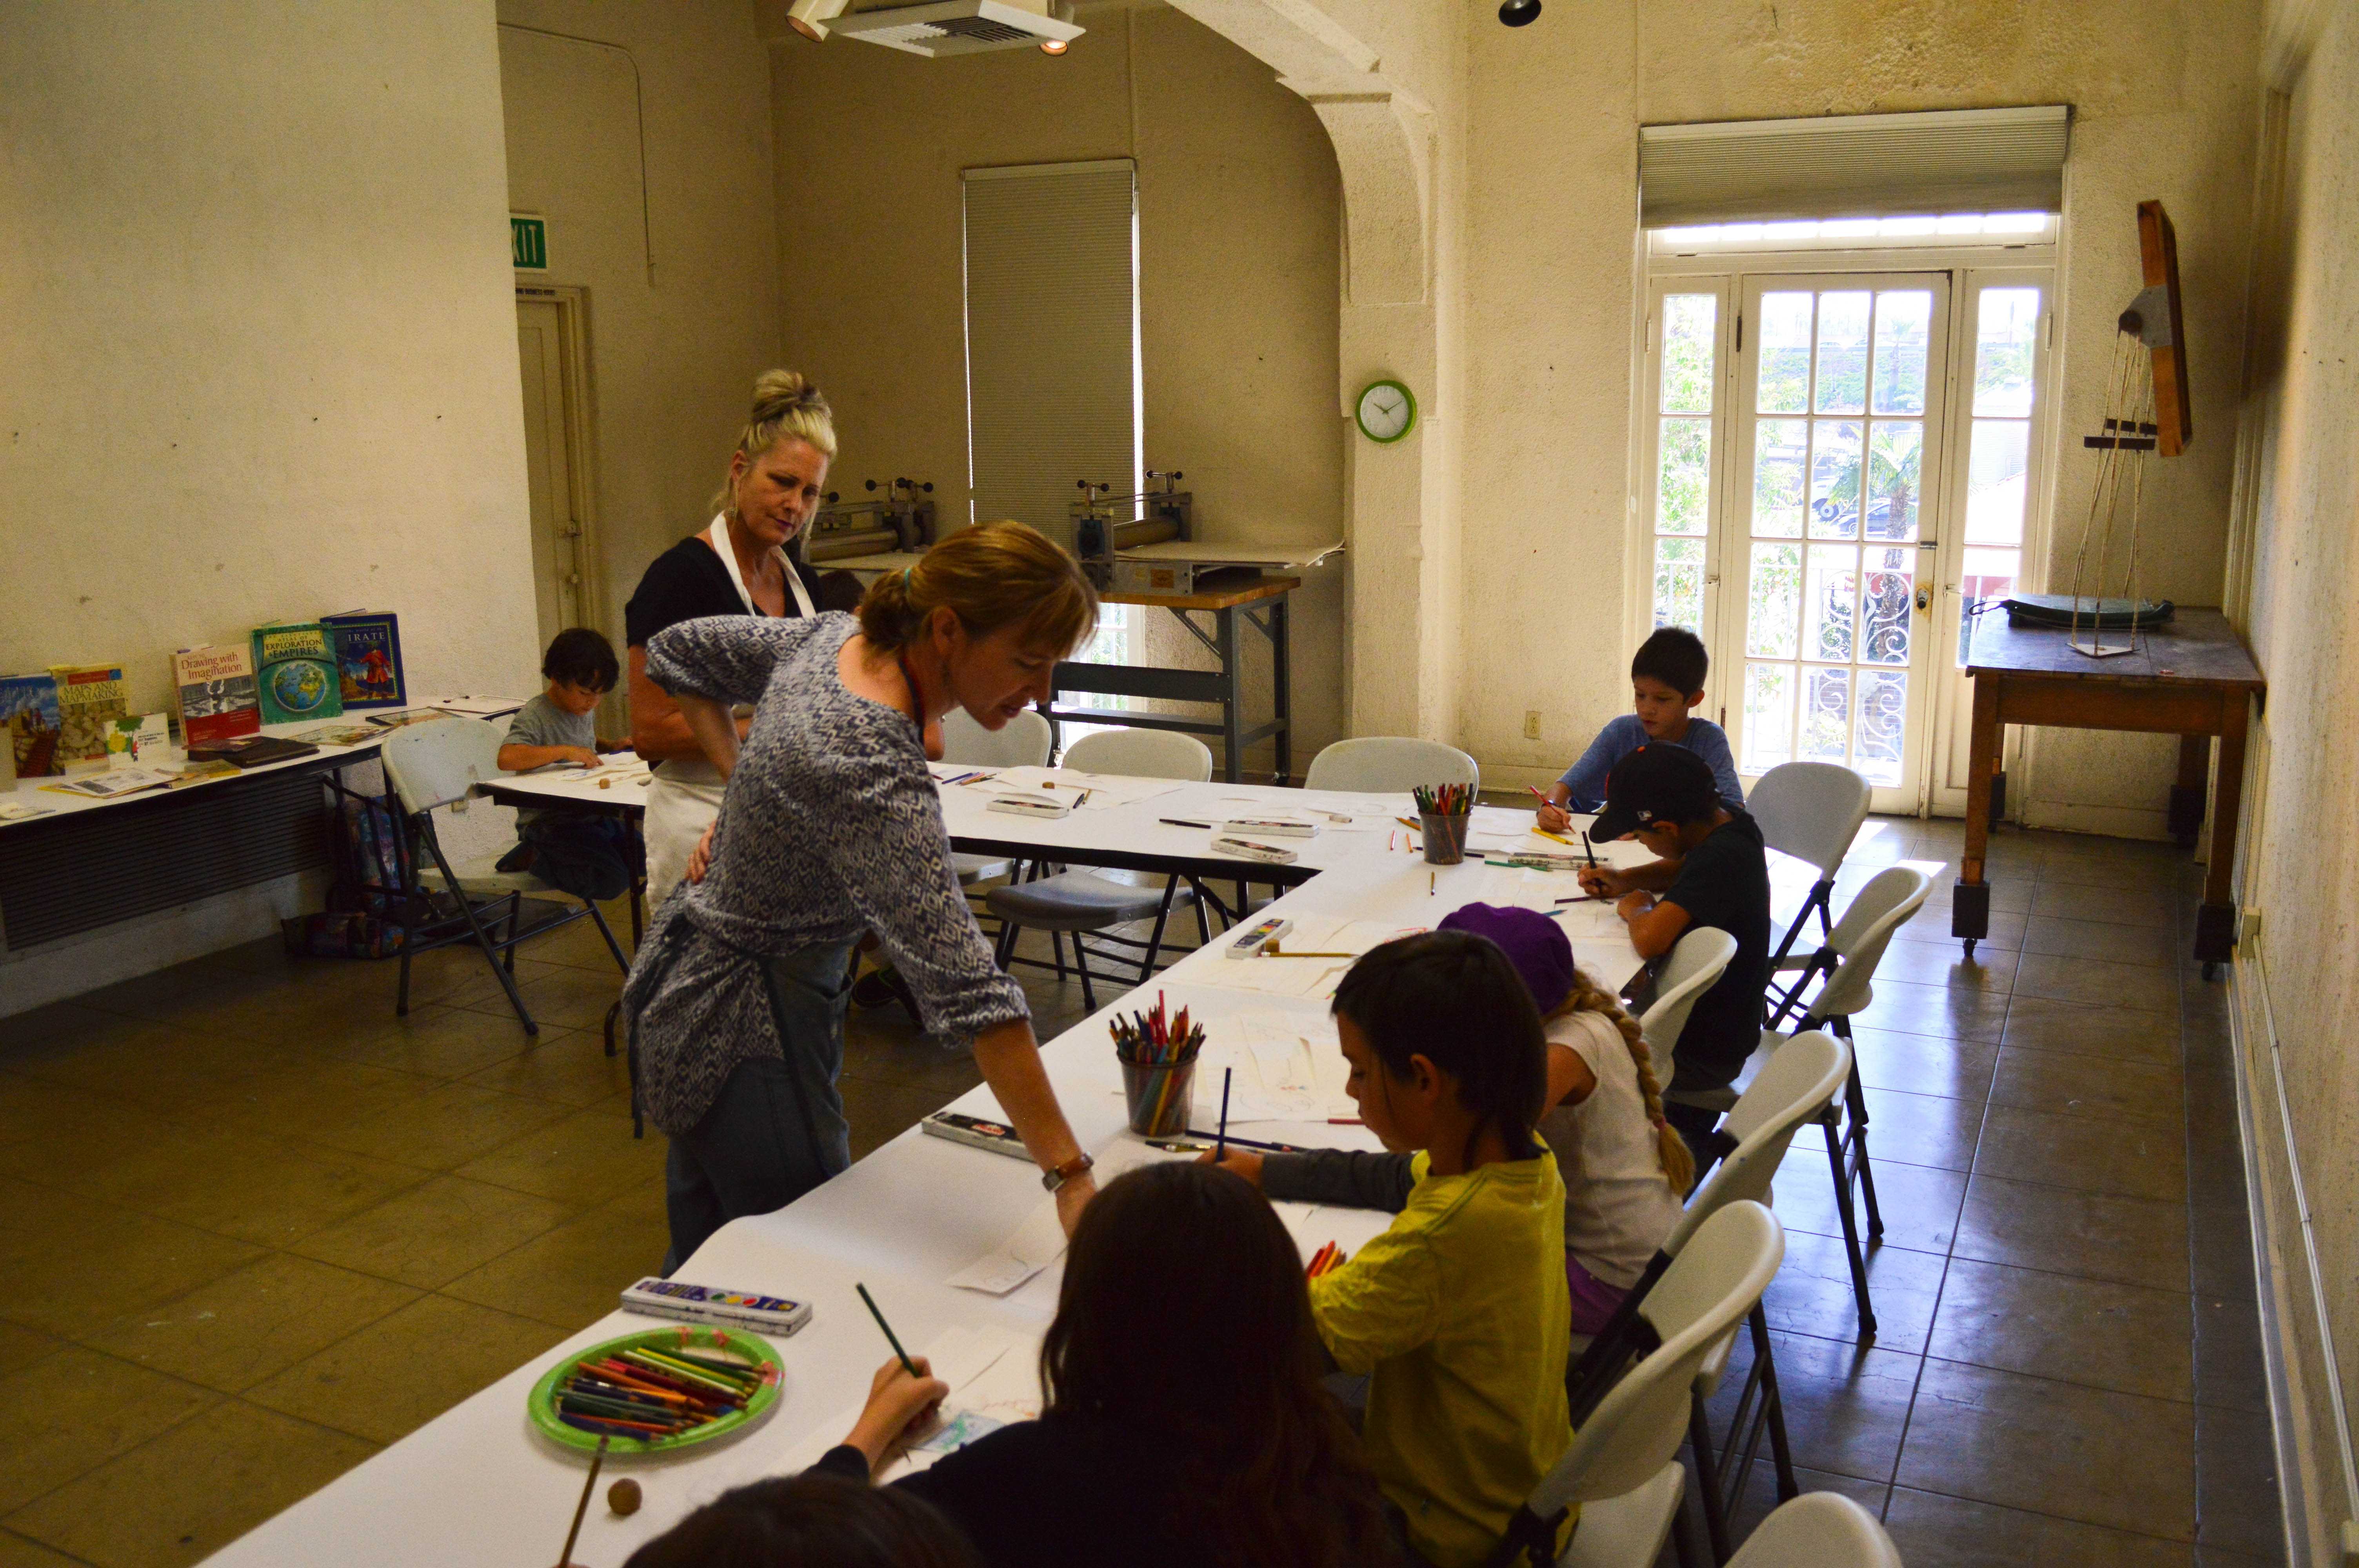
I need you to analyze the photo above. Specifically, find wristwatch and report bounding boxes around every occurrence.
[1041,1151,1095,1192]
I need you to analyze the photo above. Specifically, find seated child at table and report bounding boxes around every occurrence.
[1537,626,1742,831]
[1439,904,1690,1329]
[624,1468,977,1568]
[1215,931,1572,1568]
[1576,743,1770,1163]
[494,626,637,902]
[813,1160,1398,1568]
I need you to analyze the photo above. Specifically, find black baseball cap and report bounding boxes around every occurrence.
[1588,743,1719,842]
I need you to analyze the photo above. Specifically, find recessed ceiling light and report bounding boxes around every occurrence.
[1039,36,1067,53]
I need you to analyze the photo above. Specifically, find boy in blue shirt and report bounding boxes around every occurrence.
[1537,627,1742,831]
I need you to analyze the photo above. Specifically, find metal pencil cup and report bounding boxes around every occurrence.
[1420,811,1472,866]
[1120,1054,1196,1138]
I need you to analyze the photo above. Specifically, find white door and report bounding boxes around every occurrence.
[517,297,590,651]
[1928,272,2053,815]
[1720,274,1952,815]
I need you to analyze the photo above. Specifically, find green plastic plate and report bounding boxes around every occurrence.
[529,1324,783,1455]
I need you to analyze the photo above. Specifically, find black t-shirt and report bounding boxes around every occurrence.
[1657,807,1772,1091]
[622,532,824,648]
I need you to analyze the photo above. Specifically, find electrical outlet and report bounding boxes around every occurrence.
[1523,710,1541,740]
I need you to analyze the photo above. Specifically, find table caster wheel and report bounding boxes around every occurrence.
[2202,961,2221,982]
[1962,938,1977,960]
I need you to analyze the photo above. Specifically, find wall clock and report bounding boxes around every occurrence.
[1355,378,1416,443]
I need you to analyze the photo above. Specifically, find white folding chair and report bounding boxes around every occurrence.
[1302,735,1479,794]
[985,728,1213,1010]
[381,718,628,1037]
[940,708,1052,888]
[1639,928,1738,1083]
[1489,1202,1787,1568]
[1745,763,1870,992]
[1723,1492,1903,1568]
[1570,1034,1851,1563]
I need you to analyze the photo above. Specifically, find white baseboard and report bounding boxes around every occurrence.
[0,868,331,1018]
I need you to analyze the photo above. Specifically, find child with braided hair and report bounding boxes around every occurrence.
[1439,905,1689,1336]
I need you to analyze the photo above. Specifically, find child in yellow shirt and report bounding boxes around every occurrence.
[1213,930,1572,1567]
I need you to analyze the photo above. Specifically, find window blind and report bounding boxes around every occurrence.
[963,160,1140,548]
[1639,105,2070,228]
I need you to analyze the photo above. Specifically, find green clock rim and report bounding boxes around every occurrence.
[528,1324,785,1456]
[1356,379,1417,444]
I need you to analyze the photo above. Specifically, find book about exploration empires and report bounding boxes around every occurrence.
[172,644,263,749]
[0,673,62,778]
[320,610,407,711]
[47,664,128,773]
[250,623,343,726]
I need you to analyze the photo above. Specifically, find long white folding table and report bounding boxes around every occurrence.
[205,777,1650,1567]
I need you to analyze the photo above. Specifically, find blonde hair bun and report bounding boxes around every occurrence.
[856,521,1099,660]
[712,369,838,514]
[750,368,826,426]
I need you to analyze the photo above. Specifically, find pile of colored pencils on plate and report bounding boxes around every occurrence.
[1110,991,1203,1068]
[553,1343,761,1443]
[1305,1241,1347,1279]
[1412,782,1471,816]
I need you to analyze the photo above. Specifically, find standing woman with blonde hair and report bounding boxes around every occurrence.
[623,522,1107,1270]
[625,371,834,910]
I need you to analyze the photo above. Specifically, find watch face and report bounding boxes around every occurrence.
[1358,381,1413,442]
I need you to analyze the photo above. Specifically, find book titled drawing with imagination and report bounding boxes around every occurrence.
[172,643,263,749]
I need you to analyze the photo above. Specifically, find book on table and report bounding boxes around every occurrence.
[172,643,264,749]
[249,622,343,725]
[0,673,62,778]
[185,734,321,768]
[320,610,407,711]
[47,664,127,773]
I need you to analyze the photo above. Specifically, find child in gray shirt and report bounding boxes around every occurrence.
[494,628,636,901]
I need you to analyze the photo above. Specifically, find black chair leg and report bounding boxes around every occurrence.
[1686,1390,1735,1563]
[1137,883,1180,983]
[993,917,1021,970]
[1051,930,1069,982]
[502,892,521,973]
[603,1000,621,1059]
[1748,1304,1801,1501]
[1669,1478,1708,1568]
[1833,1021,1885,1241]
[1821,1109,1876,1336]
[1071,931,1097,1013]
[420,828,538,1035]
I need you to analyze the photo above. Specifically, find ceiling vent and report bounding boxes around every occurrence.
[825,1,1083,56]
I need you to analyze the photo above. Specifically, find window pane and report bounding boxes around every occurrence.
[1756,292,1813,414]
[1854,669,1907,785]
[1974,287,2041,416]
[1656,417,1712,535]
[1752,419,1807,537]
[1959,546,2020,662]
[1808,420,1862,539]
[1965,418,2030,544]
[1746,543,1802,659]
[1859,545,1914,666]
[1865,421,1922,542]
[1805,543,1857,662]
[1660,294,1717,414]
[1872,290,1932,414]
[1801,666,1852,762]
[1814,291,1870,414]
[1653,537,1705,630]
[1743,663,1794,773]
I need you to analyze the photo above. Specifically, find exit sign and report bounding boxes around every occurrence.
[511,214,547,270]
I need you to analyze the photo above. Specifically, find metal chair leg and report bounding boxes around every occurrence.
[420,826,538,1035]
[1071,930,1097,1013]
[1833,1020,1885,1241]
[1136,882,1180,983]
[1669,1477,1708,1568]
[1687,1390,1735,1564]
[1051,930,1069,981]
[1747,1304,1801,1501]
[587,899,629,973]
[993,917,1021,970]
[1821,1109,1877,1336]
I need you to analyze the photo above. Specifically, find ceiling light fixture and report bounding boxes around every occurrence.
[1498,0,1541,24]
[1040,36,1067,53]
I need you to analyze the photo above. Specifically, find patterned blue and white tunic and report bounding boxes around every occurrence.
[620,612,1029,1136]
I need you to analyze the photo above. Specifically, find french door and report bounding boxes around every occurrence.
[1639,266,2052,816]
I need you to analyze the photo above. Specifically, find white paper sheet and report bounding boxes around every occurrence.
[946,1195,1068,1295]
[776,1323,1040,1481]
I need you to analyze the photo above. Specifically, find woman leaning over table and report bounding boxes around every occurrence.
[622,522,1104,1271]
[625,370,832,911]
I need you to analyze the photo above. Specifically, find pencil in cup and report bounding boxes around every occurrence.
[1119,1049,1197,1137]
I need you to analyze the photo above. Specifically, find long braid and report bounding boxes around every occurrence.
[1550,968,1695,1196]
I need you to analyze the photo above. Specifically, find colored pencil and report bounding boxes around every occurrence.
[1581,829,1597,866]
[558,1436,608,1567]
[1556,893,1609,904]
[1533,828,1576,847]
[856,1283,917,1377]
[1215,1069,1232,1161]
[1262,950,1355,958]
[1161,818,1214,828]
[1187,1129,1308,1153]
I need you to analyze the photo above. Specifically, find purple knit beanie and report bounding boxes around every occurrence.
[1436,902,1574,1014]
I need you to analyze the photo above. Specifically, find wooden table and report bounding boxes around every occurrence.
[1041,572,1299,783]
[1956,608,2264,974]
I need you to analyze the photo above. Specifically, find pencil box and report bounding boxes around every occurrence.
[988,792,1073,819]
[1225,916,1295,959]
[1212,835,1299,866]
[619,1278,813,1336]
[922,1110,1032,1161]
[1221,817,1319,838]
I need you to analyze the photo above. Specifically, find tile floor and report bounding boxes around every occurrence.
[0,817,2283,1565]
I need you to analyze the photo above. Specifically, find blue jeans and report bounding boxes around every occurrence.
[661,942,856,1274]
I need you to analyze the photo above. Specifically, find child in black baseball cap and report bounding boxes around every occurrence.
[1577,744,1770,1161]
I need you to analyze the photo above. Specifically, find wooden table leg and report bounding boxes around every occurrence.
[1955,674,1999,956]
[2169,733,2210,848]
[2194,695,2247,975]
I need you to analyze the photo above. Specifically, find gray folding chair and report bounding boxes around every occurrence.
[939,707,1052,890]
[1570,1034,1850,1563]
[1724,1492,1903,1568]
[1490,1202,1787,1568]
[1638,927,1738,1084]
[1745,762,1870,1000]
[381,718,628,1037]
[985,728,1212,1010]
[1303,735,1479,794]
